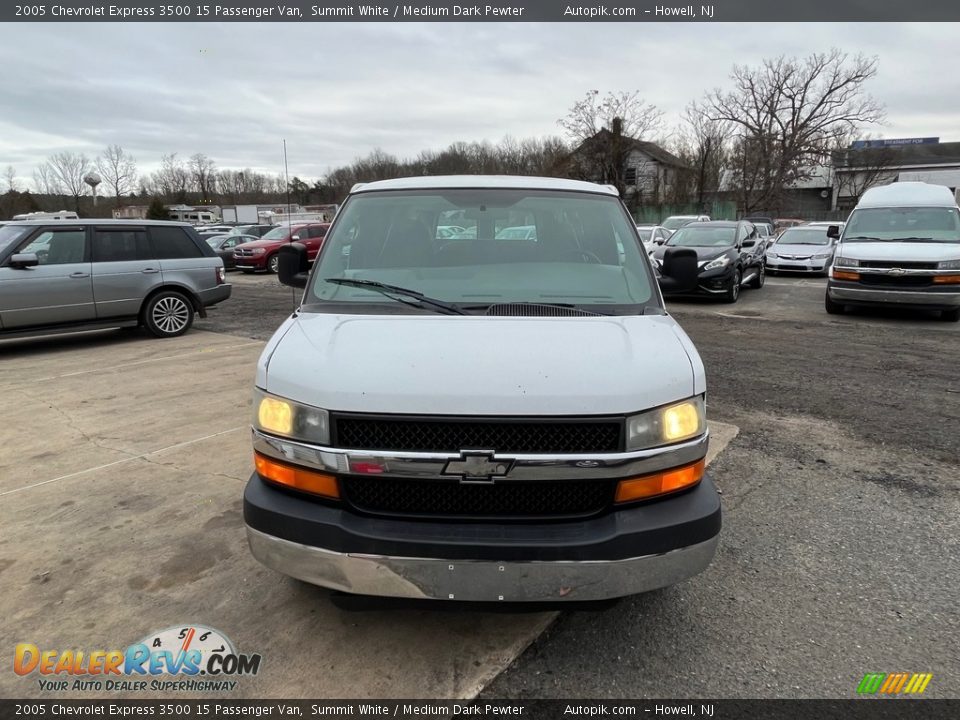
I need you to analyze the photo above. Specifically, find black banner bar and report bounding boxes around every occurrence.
[3,0,960,22]
[3,700,959,720]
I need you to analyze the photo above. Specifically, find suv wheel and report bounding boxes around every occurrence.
[824,292,845,315]
[723,270,741,303]
[750,263,765,289]
[143,291,194,338]
[267,255,280,274]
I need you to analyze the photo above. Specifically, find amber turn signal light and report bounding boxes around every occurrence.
[255,452,340,499]
[615,459,705,503]
[933,274,960,284]
[832,270,860,281]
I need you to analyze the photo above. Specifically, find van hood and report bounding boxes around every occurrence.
[835,242,960,263]
[259,313,703,416]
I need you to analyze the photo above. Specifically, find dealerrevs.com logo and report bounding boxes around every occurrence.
[14,625,262,693]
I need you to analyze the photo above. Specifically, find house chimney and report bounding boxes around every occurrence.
[612,116,623,137]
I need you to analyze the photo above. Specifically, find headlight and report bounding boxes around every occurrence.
[766,252,779,259]
[938,259,960,270]
[833,256,859,268]
[253,388,329,445]
[626,396,706,451]
[702,255,731,271]
[813,252,833,259]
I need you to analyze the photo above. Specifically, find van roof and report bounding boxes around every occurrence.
[857,182,957,208]
[349,175,619,196]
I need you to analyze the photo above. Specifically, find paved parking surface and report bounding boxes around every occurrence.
[2,271,956,699]
[0,298,735,700]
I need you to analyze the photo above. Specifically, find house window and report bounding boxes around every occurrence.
[624,167,638,185]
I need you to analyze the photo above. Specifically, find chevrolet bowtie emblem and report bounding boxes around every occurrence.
[442,450,513,483]
[887,268,906,276]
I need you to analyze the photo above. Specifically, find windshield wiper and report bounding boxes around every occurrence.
[324,278,468,315]
[462,301,610,316]
[843,235,887,241]
[890,237,934,242]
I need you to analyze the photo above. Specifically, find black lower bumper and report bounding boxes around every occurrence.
[243,473,722,563]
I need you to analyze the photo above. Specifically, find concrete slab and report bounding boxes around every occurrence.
[0,330,738,700]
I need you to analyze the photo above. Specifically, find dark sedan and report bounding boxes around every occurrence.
[651,221,766,303]
[204,234,258,270]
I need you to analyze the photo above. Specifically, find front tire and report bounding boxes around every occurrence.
[824,292,845,315]
[750,263,765,289]
[722,270,741,303]
[267,254,280,274]
[143,290,194,338]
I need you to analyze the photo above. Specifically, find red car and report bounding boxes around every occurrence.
[233,223,330,273]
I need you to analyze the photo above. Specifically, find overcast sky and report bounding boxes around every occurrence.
[1,22,957,187]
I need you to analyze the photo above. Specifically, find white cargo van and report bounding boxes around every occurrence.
[825,182,960,321]
[243,176,720,603]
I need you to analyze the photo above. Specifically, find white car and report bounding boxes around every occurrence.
[825,182,960,321]
[244,175,720,603]
[661,215,710,235]
[765,224,844,275]
[635,224,671,254]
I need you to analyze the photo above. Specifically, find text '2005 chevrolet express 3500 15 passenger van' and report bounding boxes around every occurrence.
[243,176,721,603]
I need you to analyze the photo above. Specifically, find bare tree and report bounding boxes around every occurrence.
[47,152,93,212]
[96,145,138,203]
[4,166,17,193]
[674,103,732,208]
[33,163,63,200]
[188,153,217,202]
[705,49,884,213]
[152,153,190,202]
[559,90,664,144]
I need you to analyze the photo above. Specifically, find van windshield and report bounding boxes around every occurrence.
[843,207,960,243]
[305,188,656,314]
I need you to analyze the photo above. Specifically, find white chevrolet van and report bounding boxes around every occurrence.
[825,182,960,321]
[243,176,721,602]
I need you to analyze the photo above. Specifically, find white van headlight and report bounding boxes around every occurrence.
[626,397,706,451]
[833,257,859,268]
[253,388,330,445]
[938,259,960,270]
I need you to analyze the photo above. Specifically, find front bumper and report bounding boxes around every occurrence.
[827,281,960,309]
[243,471,721,601]
[766,257,830,273]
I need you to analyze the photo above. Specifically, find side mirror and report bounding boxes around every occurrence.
[742,239,755,248]
[9,253,39,269]
[657,247,699,294]
[291,234,302,241]
[826,225,840,239]
[654,238,665,245]
[277,242,309,289]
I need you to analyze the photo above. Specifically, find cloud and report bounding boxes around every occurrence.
[1,21,957,186]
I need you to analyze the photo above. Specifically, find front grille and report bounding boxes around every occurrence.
[332,415,623,453]
[859,274,932,287]
[342,476,613,519]
[860,260,938,270]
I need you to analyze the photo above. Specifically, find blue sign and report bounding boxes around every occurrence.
[850,137,940,149]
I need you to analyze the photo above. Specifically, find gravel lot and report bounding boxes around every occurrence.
[198,272,960,698]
